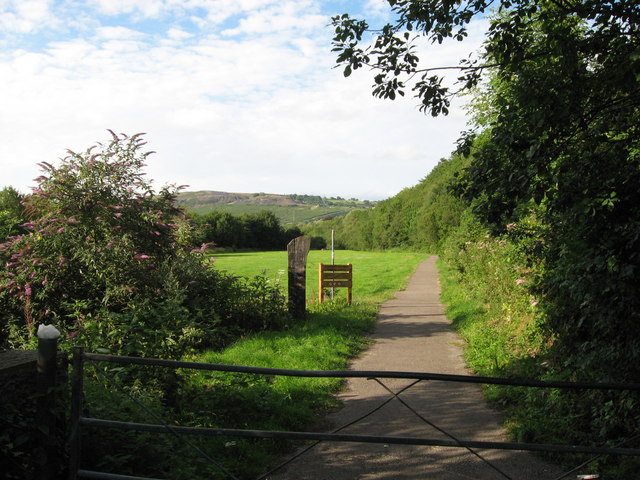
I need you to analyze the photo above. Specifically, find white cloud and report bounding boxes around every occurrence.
[87,0,167,18]
[166,27,193,41]
[0,0,55,33]
[0,1,489,200]
[221,1,326,37]
[362,0,392,20]
[96,26,147,40]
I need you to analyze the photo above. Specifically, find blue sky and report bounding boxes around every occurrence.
[1,0,487,200]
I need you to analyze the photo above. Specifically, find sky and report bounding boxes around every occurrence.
[1,0,488,201]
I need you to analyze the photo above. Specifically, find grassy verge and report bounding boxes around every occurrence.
[83,250,427,479]
[437,256,640,477]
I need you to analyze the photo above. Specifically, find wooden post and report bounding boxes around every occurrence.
[36,326,60,480]
[287,236,311,319]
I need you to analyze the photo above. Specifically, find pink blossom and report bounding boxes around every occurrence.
[25,284,32,296]
[114,213,123,217]
[134,254,150,259]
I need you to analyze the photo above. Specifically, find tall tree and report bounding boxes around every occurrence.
[333,1,640,383]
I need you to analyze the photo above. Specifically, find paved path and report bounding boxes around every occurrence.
[269,256,564,479]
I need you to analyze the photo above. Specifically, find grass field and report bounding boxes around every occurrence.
[79,250,428,479]
[179,249,429,477]
[209,249,427,304]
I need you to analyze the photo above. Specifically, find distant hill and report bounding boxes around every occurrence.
[176,191,374,224]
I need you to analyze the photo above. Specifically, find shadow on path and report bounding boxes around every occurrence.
[268,257,563,480]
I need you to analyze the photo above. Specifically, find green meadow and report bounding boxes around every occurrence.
[70,250,429,479]
[208,249,427,303]
[177,249,429,477]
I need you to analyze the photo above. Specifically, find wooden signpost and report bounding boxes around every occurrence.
[287,236,311,319]
[319,263,352,305]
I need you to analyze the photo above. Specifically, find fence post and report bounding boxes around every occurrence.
[287,236,311,319]
[68,346,84,480]
[36,325,61,480]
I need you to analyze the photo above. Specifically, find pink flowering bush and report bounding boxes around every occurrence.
[0,132,289,356]
[0,132,187,340]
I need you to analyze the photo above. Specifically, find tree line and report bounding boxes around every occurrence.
[322,1,640,475]
[190,209,310,251]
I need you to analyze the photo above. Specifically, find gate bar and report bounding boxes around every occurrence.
[79,417,640,457]
[82,353,640,391]
[77,470,164,480]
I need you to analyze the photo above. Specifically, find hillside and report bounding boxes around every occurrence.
[177,191,300,208]
[176,191,374,224]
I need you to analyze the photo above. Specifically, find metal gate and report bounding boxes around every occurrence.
[68,347,640,480]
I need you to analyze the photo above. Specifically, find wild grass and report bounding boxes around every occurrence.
[209,249,426,303]
[436,249,639,477]
[83,250,428,479]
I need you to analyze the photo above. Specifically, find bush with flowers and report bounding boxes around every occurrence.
[440,209,549,378]
[0,132,289,357]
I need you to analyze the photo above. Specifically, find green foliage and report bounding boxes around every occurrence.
[0,132,196,343]
[333,2,640,475]
[302,155,467,252]
[439,229,640,474]
[335,0,640,385]
[451,4,640,388]
[440,213,549,376]
[75,251,424,479]
[0,187,26,242]
[0,133,290,359]
[192,209,306,250]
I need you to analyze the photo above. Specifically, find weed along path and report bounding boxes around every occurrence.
[268,256,563,480]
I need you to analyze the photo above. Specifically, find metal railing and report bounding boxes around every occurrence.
[68,347,640,480]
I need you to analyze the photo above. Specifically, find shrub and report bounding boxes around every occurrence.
[0,132,290,357]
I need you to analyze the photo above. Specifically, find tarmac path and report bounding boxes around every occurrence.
[268,256,565,479]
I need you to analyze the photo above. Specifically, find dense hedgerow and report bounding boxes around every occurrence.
[0,132,290,355]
